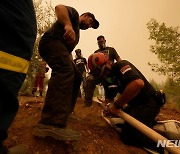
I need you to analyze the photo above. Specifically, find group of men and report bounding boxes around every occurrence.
[75,35,164,152]
[0,1,165,153]
[73,35,120,100]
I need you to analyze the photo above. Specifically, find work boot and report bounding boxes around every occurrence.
[33,123,81,141]
[84,100,93,107]
[39,91,43,97]
[8,144,29,154]
[67,113,79,123]
[0,144,7,154]
[0,144,29,154]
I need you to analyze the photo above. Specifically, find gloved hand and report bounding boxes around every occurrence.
[109,104,120,116]
[102,102,119,117]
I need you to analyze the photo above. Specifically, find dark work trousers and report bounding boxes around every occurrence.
[84,74,100,105]
[84,74,112,105]
[120,96,161,148]
[0,69,25,144]
[102,84,119,101]
[78,71,86,98]
[38,38,82,127]
[81,71,86,91]
[32,74,45,95]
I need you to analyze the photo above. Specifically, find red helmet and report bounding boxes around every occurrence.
[88,52,108,76]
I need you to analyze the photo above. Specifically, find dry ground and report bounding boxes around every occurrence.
[4,96,180,154]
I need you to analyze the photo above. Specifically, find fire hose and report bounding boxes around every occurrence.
[94,98,180,154]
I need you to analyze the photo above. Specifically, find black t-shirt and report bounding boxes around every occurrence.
[74,57,87,74]
[0,0,37,60]
[94,47,119,62]
[109,60,155,106]
[43,6,80,53]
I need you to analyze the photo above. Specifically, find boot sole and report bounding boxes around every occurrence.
[33,127,81,141]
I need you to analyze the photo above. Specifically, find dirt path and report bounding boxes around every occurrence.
[4,96,180,154]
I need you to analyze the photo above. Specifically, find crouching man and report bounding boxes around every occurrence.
[88,52,165,152]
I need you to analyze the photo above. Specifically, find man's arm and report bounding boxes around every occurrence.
[116,56,121,62]
[84,58,89,72]
[114,79,144,108]
[55,5,75,43]
[111,47,121,62]
[85,64,89,73]
[69,54,74,62]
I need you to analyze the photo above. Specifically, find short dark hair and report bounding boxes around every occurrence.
[75,49,81,53]
[97,35,105,40]
[81,12,99,29]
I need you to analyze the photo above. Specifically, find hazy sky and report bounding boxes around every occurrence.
[44,0,180,83]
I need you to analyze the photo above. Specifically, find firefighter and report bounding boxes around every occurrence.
[84,35,121,107]
[88,52,165,152]
[0,0,37,153]
[32,60,49,96]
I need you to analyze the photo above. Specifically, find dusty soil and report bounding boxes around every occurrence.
[4,96,180,154]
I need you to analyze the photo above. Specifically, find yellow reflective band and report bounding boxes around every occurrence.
[0,50,30,74]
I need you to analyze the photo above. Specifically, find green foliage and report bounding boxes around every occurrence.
[147,19,180,86]
[149,79,164,90]
[150,78,180,111]
[163,78,180,108]
[20,0,55,95]
[31,0,55,69]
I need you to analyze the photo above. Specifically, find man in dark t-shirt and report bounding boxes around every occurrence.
[84,35,121,106]
[0,0,37,153]
[94,35,120,62]
[87,52,164,152]
[74,49,89,98]
[74,49,88,75]
[33,5,99,141]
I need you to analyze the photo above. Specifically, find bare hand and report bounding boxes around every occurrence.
[63,25,76,43]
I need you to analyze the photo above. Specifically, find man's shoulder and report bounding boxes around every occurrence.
[106,46,115,49]
[104,47,117,53]
[114,60,131,67]
[94,49,99,53]
[94,47,115,53]
[66,6,79,17]
[73,58,78,61]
